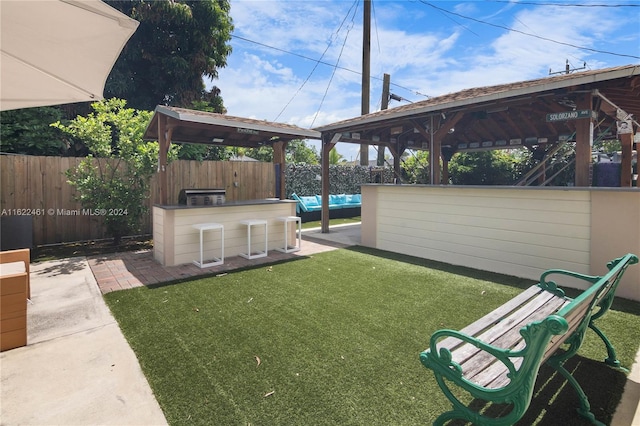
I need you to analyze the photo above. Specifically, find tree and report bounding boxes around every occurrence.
[52,99,174,244]
[104,0,233,111]
[286,140,319,164]
[449,151,516,185]
[177,143,231,161]
[0,107,77,156]
[241,140,319,164]
[401,150,430,184]
[328,148,344,165]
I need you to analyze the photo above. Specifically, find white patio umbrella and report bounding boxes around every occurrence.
[0,0,139,111]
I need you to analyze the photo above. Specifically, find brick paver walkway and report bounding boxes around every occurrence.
[88,236,348,294]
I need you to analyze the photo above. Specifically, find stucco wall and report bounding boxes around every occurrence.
[590,191,640,301]
[361,185,639,301]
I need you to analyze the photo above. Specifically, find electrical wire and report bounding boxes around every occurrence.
[231,34,429,100]
[418,1,640,60]
[487,1,639,7]
[310,1,359,127]
[272,0,360,122]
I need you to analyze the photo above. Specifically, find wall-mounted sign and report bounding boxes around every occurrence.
[546,109,593,122]
[237,127,259,135]
[617,119,633,135]
[509,138,522,146]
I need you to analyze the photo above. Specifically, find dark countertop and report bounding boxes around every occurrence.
[154,199,296,210]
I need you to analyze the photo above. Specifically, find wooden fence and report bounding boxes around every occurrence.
[0,154,276,246]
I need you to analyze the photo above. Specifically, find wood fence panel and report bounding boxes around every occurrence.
[1,155,275,246]
[30,157,45,246]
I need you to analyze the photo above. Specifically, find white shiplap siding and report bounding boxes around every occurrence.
[374,186,591,280]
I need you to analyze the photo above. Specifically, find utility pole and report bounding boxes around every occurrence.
[360,0,371,166]
[377,73,390,166]
[549,59,586,75]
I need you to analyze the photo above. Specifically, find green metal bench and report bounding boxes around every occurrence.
[420,253,638,426]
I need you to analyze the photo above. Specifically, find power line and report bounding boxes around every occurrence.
[273,0,359,121]
[487,1,639,7]
[231,34,429,99]
[418,1,640,60]
[311,0,359,127]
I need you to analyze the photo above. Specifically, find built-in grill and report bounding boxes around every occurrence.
[178,189,226,206]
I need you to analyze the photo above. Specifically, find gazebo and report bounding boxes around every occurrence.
[143,105,321,205]
[312,65,639,300]
[314,64,639,232]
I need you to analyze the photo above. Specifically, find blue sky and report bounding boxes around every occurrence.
[208,0,640,161]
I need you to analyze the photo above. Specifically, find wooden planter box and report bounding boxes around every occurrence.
[0,249,30,352]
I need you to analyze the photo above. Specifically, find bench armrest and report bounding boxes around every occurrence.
[538,269,601,297]
[422,315,569,391]
[425,329,517,377]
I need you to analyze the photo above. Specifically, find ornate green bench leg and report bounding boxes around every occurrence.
[589,322,626,371]
[431,374,524,426]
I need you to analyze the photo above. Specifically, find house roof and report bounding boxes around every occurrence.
[143,105,320,147]
[314,64,640,152]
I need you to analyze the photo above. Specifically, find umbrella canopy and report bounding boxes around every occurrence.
[0,0,139,111]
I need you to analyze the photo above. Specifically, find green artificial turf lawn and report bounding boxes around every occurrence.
[104,247,640,425]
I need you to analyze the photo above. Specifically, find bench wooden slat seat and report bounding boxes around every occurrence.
[420,253,638,426]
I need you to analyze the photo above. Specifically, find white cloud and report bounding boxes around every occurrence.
[211,0,639,160]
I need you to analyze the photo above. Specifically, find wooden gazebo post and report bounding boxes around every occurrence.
[157,113,169,205]
[574,93,593,187]
[620,131,634,187]
[272,140,288,199]
[321,133,341,233]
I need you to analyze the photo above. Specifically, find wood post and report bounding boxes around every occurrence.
[321,134,340,233]
[574,94,593,187]
[272,141,288,199]
[157,113,169,205]
[620,132,633,187]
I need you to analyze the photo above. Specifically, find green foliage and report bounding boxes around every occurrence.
[52,99,166,243]
[285,163,393,197]
[449,151,516,185]
[177,144,231,161]
[401,150,430,184]
[240,140,319,164]
[286,140,319,164]
[105,0,233,110]
[0,107,70,155]
[328,147,344,164]
[244,146,273,162]
[594,139,622,156]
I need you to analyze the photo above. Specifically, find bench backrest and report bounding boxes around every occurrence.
[542,253,638,361]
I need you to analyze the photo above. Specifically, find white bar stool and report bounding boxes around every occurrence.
[239,219,268,259]
[276,216,301,253]
[192,223,224,268]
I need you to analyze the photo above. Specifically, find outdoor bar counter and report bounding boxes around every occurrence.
[360,184,640,301]
[153,199,298,267]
